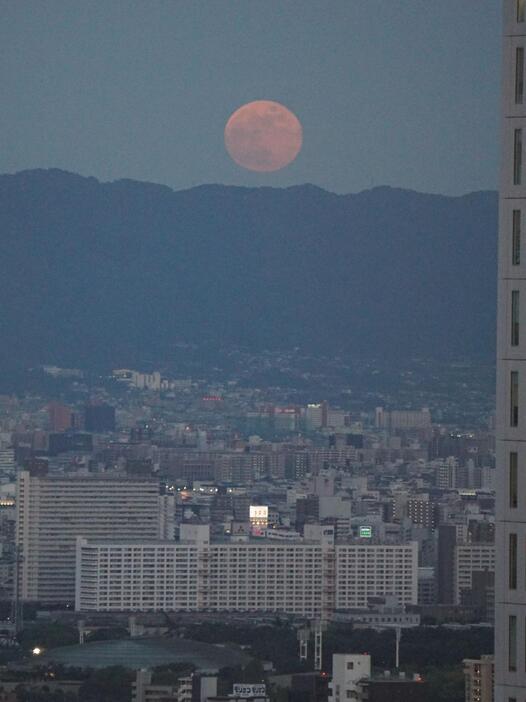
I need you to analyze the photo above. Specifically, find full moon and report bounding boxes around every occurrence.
[224,100,303,172]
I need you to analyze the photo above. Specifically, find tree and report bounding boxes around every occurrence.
[152,662,195,685]
[78,666,134,702]
[18,622,78,654]
[424,666,465,702]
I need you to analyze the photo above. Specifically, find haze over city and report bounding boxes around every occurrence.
[0,3,514,702]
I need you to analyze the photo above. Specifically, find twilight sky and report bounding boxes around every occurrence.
[1,1,500,195]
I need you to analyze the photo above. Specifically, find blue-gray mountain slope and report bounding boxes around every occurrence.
[0,169,497,368]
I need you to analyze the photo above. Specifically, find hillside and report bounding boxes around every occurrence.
[0,169,497,368]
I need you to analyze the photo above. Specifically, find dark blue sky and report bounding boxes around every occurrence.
[1,1,500,195]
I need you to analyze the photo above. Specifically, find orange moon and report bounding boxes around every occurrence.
[224,100,303,172]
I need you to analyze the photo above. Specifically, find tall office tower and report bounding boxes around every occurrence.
[496,3,526,700]
[16,471,161,604]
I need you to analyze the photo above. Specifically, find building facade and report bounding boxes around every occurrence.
[328,654,371,702]
[455,543,495,605]
[463,656,494,702]
[16,471,162,603]
[132,669,217,702]
[496,2,526,700]
[76,530,418,616]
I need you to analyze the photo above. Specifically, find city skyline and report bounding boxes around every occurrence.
[0,4,504,701]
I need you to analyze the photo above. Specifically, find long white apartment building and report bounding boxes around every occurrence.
[16,470,166,603]
[496,2,526,700]
[75,524,418,616]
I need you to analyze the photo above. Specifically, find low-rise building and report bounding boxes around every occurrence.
[328,654,371,702]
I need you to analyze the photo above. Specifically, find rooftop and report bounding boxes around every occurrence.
[38,636,251,671]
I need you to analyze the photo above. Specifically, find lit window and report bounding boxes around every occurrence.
[510,452,518,508]
[510,533,518,589]
[512,290,520,346]
[511,371,520,427]
[514,129,523,185]
[509,615,518,671]
[513,210,521,265]
[517,48,525,104]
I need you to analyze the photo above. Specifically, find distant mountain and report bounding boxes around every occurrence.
[0,169,497,369]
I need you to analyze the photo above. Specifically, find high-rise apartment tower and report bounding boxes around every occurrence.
[16,471,162,604]
[496,2,526,699]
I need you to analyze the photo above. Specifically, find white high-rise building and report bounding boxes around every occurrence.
[16,471,163,604]
[496,3,526,700]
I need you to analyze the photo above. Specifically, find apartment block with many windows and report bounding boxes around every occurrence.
[75,528,418,616]
[16,471,163,603]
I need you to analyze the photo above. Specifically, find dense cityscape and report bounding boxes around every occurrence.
[0,1,511,701]
[0,352,496,701]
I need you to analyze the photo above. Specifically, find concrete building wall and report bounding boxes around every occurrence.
[455,544,495,605]
[76,537,419,615]
[463,656,494,702]
[496,3,526,700]
[328,654,371,702]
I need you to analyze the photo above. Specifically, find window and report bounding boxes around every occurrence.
[514,129,523,185]
[519,0,526,22]
[517,48,525,104]
[511,371,520,427]
[510,533,518,589]
[509,615,518,671]
[510,452,518,508]
[512,290,520,346]
[513,210,521,265]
